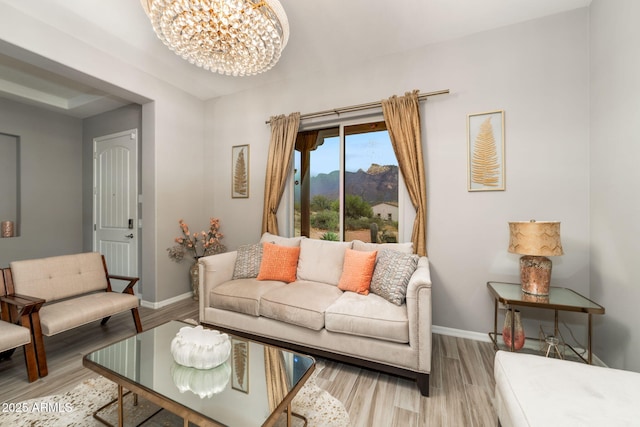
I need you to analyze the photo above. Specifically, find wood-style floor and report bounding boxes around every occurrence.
[0,298,498,426]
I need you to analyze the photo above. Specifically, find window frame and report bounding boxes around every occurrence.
[285,113,408,242]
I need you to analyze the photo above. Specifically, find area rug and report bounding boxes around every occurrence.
[1,369,350,427]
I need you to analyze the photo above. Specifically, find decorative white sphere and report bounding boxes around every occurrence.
[170,325,231,369]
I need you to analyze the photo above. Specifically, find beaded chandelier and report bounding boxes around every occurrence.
[140,0,289,76]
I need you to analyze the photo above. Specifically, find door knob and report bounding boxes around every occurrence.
[125,234,134,238]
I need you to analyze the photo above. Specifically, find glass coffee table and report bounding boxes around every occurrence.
[83,320,315,427]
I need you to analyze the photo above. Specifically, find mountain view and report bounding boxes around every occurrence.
[297,164,399,205]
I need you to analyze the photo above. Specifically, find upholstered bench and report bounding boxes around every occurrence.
[2,252,143,378]
[1,274,41,382]
[494,350,640,426]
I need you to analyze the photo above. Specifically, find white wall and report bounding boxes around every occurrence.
[205,9,591,336]
[0,5,206,304]
[0,98,83,264]
[590,0,640,371]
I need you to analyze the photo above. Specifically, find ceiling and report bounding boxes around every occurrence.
[0,0,591,118]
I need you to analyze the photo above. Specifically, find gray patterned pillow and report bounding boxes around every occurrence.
[370,249,419,305]
[232,243,264,279]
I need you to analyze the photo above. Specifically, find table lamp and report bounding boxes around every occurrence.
[508,220,564,296]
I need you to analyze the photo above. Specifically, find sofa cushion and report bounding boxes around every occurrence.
[297,239,352,286]
[232,243,263,279]
[370,249,419,306]
[352,240,414,256]
[39,291,139,336]
[259,232,304,247]
[257,243,300,283]
[0,321,31,352]
[10,252,108,302]
[259,281,343,330]
[210,279,287,317]
[337,249,377,295]
[325,292,409,343]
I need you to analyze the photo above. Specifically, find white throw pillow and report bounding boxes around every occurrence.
[259,232,305,247]
[352,240,414,257]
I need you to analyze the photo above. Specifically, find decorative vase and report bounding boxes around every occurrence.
[170,325,231,370]
[502,309,525,351]
[190,257,201,301]
[1,221,14,238]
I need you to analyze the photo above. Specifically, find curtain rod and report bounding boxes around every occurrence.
[264,89,450,124]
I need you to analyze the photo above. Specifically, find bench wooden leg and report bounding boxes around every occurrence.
[103,310,142,332]
[30,312,48,377]
[131,308,143,333]
[23,341,39,382]
[20,314,39,382]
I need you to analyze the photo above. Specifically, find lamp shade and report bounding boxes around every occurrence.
[508,221,564,257]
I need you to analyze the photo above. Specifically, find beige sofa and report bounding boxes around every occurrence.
[4,252,143,377]
[199,233,432,396]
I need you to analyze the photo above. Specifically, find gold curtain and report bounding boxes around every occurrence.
[264,347,289,412]
[381,90,428,256]
[261,112,301,235]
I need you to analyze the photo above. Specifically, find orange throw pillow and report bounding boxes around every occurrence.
[257,243,300,283]
[338,249,377,295]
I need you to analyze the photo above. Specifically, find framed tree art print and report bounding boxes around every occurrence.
[467,110,505,191]
[232,144,249,198]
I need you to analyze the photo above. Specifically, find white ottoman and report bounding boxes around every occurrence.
[494,350,640,427]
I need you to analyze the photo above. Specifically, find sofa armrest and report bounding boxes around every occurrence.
[405,256,432,373]
[198,251,238,317]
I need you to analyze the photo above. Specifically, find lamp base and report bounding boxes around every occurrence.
[520,255,552,296]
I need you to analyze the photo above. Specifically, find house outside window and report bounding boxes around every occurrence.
[293,119,401,243]
[372,202,398,222]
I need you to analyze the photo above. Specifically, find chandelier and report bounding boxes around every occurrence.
[140,0,289,76]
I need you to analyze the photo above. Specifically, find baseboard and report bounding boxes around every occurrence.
[432,325,492,342]
[140,292,193,309]
[433,325,608,367]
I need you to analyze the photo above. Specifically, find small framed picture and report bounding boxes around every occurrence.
[467,110,505,191]
[231,145,250,198]
[231,338,249,393]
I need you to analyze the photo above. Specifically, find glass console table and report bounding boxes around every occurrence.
[487,281,605,364]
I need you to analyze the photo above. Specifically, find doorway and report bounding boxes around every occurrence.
[93,129,139,293]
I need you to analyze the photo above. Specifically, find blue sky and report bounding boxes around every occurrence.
[304,131,397,176]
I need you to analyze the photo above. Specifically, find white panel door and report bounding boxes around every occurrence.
[93,129,138,293]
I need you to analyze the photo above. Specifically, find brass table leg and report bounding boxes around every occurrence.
[493,299,498,342]
[118,385,124,427]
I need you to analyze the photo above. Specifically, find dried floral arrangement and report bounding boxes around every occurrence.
[167,218,226,262]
